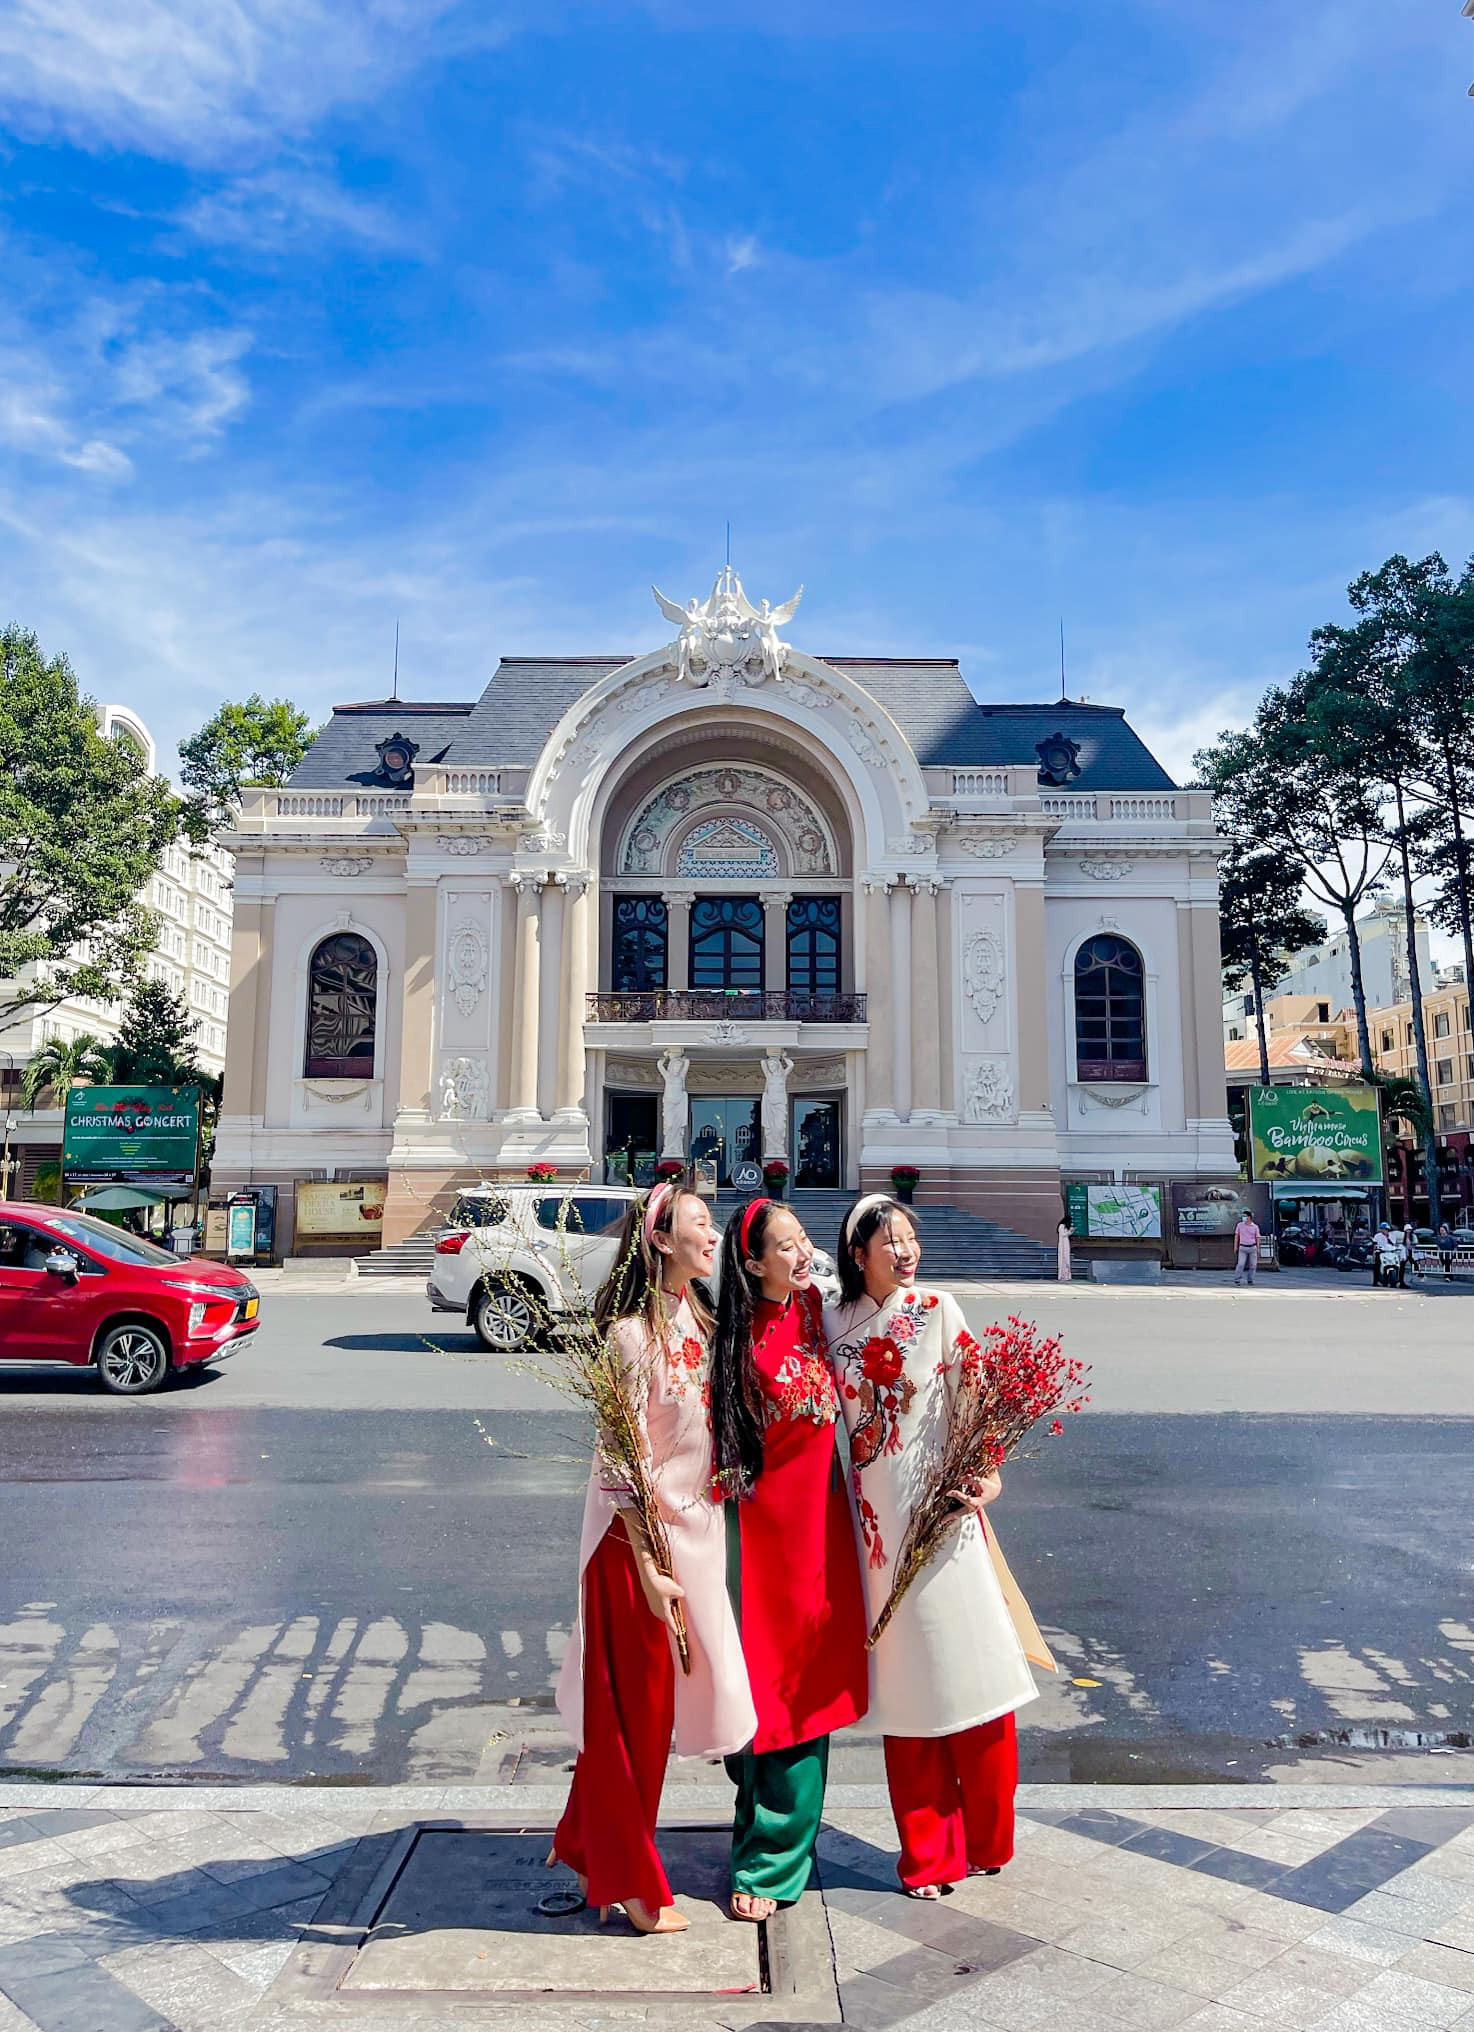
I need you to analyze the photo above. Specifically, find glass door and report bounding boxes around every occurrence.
[791,1098,841,1188]
[689,1096,762,1186]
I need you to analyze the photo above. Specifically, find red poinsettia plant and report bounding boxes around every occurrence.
[654,1159,685,1180]
[866,1314,1089,1647]
[525,1161,558,1183]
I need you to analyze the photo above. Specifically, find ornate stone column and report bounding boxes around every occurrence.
[666,889,694,994]
[506,872,543,1123]
[536,877,565,1119]
[761,1050,793,1164]
[863,879,895,1119]
[659,1047,689,1161]
[397,876,438,1122]
[761,888,793,1001]
[909,876,943,1118]
[889,877,914,1123]
[555,876,592,1122]
[1013,880,1050,1114]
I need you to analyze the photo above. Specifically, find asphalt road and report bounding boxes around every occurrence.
[0,1283,1470,1790]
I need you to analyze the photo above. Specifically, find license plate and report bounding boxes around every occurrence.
[243,1297,259,1320]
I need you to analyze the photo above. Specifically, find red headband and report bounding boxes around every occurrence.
[738,1197,771,1258]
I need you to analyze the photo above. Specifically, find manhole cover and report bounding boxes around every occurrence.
[344,1828,762,1998]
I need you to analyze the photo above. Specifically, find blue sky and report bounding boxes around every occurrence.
[1,0,1471,785]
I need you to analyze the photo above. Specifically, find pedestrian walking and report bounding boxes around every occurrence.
[825,1196,1038,1898]
[710,1199,868,1921]
[1232,1209,1261,1286]
[551,1181,755,1937]
[1372,1221,1397,1288]
[1437,1221,1455,1282]
[1056,1213,1073,1283]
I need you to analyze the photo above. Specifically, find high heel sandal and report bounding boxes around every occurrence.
[602,1898,689,1935]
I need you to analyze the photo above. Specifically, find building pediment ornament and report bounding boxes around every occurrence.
[320,856,373,878]
[956,829,1021,860]
[519,824,567,854]
[448,919,488,1019]
[963,1059,1015,1122]
[963,929,1006,1024]
[440,1054,490,1121]
[437,834,486,856]
[653,566,802,688]
[706,1020,749,1044]
[1079,858,1135,881]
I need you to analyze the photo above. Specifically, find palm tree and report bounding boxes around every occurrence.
[19,1033,113,1110]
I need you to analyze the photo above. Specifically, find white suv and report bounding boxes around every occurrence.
[427,1186,641,1351]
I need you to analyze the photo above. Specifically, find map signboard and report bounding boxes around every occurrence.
[1247,1085,1382,1186]
[1065,1182,1163,1240]
[62,1086,199,1188]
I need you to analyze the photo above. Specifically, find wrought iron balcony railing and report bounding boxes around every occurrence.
[587,990,867,1024]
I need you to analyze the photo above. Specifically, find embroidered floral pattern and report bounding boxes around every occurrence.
[758,1298,837,1428]
[666,1333,706,1400]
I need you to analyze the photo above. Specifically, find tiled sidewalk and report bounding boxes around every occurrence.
[0,1783,1472,2029]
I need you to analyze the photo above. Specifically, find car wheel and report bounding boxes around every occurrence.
[96,1321,171,1395]
[473,1280,540,1353]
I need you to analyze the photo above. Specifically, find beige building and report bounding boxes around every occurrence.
[1370,980,1473,1134]
[214,570,1236,1251]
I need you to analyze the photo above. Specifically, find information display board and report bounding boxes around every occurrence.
[62,1086,199,1188]
[1247,1085,1382,1186]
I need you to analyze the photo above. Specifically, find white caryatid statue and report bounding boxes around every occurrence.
[760,1050,794,1164]
[652,567,803,688]
[659,1047,690,1161]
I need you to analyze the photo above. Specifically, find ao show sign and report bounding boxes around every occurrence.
[1248,1084,1383,1188]
[62,1086,201,1190]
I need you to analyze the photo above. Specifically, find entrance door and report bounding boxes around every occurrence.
[791,1098,841,1189]
[689,1096,761,1187]
[604,1093,658,1187]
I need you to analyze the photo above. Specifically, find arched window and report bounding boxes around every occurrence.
[1074,934,1146,1081]
[305,933,378,1079]
[786,896,841,1003]
[690,896,764,991]
[612,896,668,992]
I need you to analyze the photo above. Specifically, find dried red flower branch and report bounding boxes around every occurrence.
[866,1315,1089,1649]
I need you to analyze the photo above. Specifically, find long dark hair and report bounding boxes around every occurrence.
[592,1181,715,1343]
[836,1194,920,1304]
[710,1199,778,1500]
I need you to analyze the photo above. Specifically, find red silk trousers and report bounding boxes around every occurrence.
[882,1713,1018,1888]
[553,1524,676,1913]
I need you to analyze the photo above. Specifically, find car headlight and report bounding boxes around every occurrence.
[188,1302,207,1335]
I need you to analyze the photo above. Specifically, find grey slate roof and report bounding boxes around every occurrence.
[287,654,1176,793]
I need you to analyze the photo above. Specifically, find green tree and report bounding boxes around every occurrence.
[18,1032,112,1110]
[1196,702,1388,1080]
[0,627,180,1028]
[105,979,204,1087]
[1217,846,1326,1087]
[179,694,318,828]
[1306,590,1445,1223]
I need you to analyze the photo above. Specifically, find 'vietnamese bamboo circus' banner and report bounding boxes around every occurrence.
[62,1086,201,1188]
[1247,1084,1383,1186]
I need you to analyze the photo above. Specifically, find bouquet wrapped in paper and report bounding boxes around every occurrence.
[866,1314,1087,1649]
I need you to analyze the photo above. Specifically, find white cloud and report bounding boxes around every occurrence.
[175,166,411,255]
[0,0,484,165]
[725,235,760,275]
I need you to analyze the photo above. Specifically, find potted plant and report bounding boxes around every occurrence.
[655,1159,685,1182]
[890,1163,920,1206]
[762,1158,790,1201]
[526,1161,558,1184]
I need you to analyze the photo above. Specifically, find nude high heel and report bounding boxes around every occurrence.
[609,1898,689,1935]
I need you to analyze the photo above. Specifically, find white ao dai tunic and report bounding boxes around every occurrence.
[825,1285,1039,1738]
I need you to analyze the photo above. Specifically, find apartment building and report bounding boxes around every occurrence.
[0,705,234,1106]
[1370,978,1474,1135]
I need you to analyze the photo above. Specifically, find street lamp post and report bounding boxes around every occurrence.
[0,1049,14,1199]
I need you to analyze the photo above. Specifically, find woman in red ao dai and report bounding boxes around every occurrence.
[825,1194,1038,1897]
[710,1199,868,1920]
[552,1183,756,1934]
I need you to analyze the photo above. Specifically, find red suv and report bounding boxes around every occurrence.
[0,1202,260,1395]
